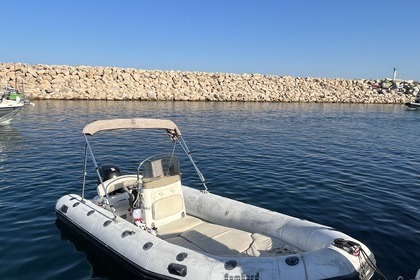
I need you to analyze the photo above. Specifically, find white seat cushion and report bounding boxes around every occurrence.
[158,216,203,239]
[165,236,205,253]
[180,222,253,256]
[161,220,302,257]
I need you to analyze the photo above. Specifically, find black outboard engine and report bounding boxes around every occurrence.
[98,164,122,183]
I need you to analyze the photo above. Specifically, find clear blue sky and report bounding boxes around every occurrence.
[2,0,419,80]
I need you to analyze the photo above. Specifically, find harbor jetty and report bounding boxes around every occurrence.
[0,62,417,103]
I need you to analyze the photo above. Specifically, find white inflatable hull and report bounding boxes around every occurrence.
[55,186,374,280]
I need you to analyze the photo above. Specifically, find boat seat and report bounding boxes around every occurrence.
[179,222,253,256]
[162,219,253,256]
[162,219,302,257]
[164,236,205,253]
[142,174,186,229]
[97,175,138,196]
[158,216,203,239]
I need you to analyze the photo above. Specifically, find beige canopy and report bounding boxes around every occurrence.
[83,118,181,136]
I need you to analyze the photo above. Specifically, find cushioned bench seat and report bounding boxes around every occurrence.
[158,216,203,239]
[159,215,302,257]
[164,236,206,253]
[178,222,253,256]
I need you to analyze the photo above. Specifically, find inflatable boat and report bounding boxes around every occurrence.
[55,118,379,279]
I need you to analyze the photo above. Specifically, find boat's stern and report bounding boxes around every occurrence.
[330,239,377,280]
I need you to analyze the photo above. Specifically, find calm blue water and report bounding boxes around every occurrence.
[0,100,419,280]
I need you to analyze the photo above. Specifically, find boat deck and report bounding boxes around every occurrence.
[158,214,303,257]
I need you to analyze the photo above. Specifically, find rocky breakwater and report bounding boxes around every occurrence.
[0,62,415,103]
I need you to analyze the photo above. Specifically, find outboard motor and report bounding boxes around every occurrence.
[98,164,122,183]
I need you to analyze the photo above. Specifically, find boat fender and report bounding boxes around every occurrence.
[133,208,146,230]
[333,238,360,256]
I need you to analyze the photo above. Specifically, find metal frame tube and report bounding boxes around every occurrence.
[81,143,88,199]
[84,135,117,220]
[177,136,208,193]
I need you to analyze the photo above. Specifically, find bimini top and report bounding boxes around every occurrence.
[83,118,182,137]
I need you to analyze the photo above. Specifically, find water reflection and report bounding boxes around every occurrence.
[0,125,22,157]
[55,219,145,280]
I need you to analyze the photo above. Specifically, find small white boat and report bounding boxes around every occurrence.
[55,118,380,280]
[0,87,33,124]
[0,91,25,124]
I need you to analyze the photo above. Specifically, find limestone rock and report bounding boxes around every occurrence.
[0,62,415,104]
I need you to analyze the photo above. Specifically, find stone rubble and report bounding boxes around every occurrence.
[0,62,417,103]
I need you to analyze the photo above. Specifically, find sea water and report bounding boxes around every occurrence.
[0,100,418,279]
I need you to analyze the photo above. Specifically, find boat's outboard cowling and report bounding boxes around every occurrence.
[98,164,122,183]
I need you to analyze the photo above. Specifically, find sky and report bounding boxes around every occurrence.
[1,0,419,80]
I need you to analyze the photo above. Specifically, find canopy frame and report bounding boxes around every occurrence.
[81,118,208,220]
